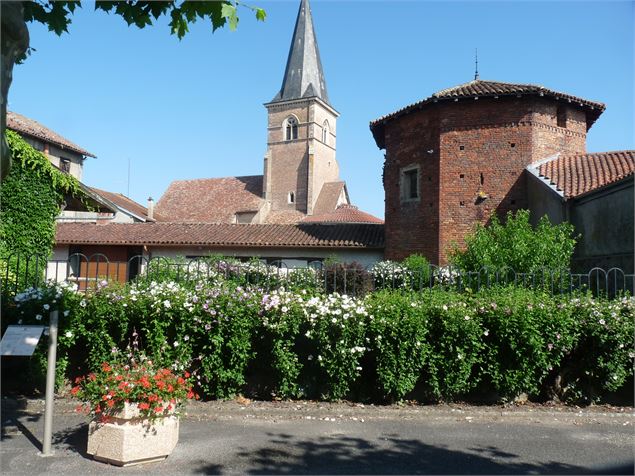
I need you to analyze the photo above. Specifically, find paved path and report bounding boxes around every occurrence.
[1,398,633,475]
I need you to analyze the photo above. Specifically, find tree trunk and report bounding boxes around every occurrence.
[1,1,29,180]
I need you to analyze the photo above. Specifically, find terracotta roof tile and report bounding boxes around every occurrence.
[536,151,635,199]
[89,188,153,221]
[370,79,606,148]
[156,176,264,223]
[55,222,384,248]
[303,204,384,224]
[265,210,308,224]
[312,181,347,215]
[7,111,96,157]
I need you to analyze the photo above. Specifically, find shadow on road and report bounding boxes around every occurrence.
[193,431,630,475]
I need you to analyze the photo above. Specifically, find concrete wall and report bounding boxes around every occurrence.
[569,178,634,273]
[22,135,85,180]
[526,173,566,225]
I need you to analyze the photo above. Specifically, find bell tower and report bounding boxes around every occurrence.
[263,0,341,216]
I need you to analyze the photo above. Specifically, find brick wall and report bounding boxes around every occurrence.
[382,95,591,264]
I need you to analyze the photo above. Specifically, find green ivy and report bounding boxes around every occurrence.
[1,130,86,260]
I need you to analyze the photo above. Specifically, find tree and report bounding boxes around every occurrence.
[0,1,266,180]
[448,209,578,273]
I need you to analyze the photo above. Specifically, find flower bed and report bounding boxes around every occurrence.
[2,279,633,405]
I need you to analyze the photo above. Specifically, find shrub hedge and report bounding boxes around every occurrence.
[2,280,633,405]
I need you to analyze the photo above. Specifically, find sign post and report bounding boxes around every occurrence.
[41,310,58,456]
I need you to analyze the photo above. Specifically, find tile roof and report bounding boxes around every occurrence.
[312,181,347,215]
[90,188,153,222]
[370,79,606,148]
[7,111,96,157]
[156,176,264,223]
[265,209,308,225]
[303,204,384,224]
[532,151,635,199]
[55,222,385,248]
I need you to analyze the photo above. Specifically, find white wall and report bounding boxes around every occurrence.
[148,246,383,268]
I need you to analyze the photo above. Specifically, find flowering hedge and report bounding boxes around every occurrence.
[2,280,633,405]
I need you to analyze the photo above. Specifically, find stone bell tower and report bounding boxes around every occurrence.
[262,0,341,218]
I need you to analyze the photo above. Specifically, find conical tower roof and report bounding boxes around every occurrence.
[271,0,330,105]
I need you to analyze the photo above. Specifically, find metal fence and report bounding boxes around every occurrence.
[1,253,633,298]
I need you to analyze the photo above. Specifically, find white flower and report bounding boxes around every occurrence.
[483,329,489,336]
[35,314,42,321]
[442,305,448,311]
[164,300,171,308]
[281,306,288,313]
[464,315,470,321]
[457,353,463,360]
[173,341,179,347]
[43,304,50,310]
[184,335,190,341]
[63,310,70,317]
[307,355,313,361]
[80,300,87,308]
[65,331,73,338]
[599,319,605,325]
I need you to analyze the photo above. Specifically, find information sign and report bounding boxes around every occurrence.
[0,325,45,356]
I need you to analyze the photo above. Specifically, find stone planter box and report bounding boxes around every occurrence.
[86,403,179,466]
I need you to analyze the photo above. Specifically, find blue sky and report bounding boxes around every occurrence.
[10,0,634,219]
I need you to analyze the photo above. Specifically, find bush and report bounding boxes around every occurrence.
[366,290,431,401]
[449,210,577,274]
[2,278,632,405]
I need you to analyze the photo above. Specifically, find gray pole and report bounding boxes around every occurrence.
[41,310,58,456]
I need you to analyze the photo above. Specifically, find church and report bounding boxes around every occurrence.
[49,0,385,273]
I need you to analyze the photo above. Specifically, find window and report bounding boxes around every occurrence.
[60,158,71,173]
[285,116,298,141]
[557,106,567,128]
[322,120,329,144]
[400,166,419,202]
[288,191,295,204]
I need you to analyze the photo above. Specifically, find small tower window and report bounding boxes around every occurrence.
[322,120,329,144]
[288,191,295,204]
[400,165,420,202]
[60,158,71,174]
[285,116,298,141]
[557,106,567,128]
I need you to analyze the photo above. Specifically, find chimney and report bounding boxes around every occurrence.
[147,197,154,221]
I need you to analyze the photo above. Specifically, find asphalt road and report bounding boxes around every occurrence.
[1,399,633,475]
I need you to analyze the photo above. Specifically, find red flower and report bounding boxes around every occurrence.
[177,377,185,385]
[106,399,115,408]
[138,402,150,411]
[184,372,190,378]
[154,406,164,413]
[71,386,80,396]
[101,362,112,372]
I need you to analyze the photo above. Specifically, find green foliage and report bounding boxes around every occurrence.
[366,291,431,401]
[449,210,578,273]
[0,131,84,260]
[401,254,432,284]
[24,1,266,41]
[2,278,632,405]
[475,287,579,400]
[422,291,485,400]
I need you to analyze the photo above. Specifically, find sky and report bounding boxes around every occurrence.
[9,0,634,220]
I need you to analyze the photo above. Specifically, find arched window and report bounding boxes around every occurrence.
[285,116,298,141]
[322,120,329,144]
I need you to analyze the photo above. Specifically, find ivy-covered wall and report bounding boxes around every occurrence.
[0,130,84,259]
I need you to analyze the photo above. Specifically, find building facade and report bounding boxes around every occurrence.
[369,79,631,267]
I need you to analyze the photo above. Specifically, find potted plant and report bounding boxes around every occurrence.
[72,353,198,466]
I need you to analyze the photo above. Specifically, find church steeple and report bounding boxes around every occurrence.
[272,0,330,105]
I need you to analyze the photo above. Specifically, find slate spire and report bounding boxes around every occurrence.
[272,0,330,105]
